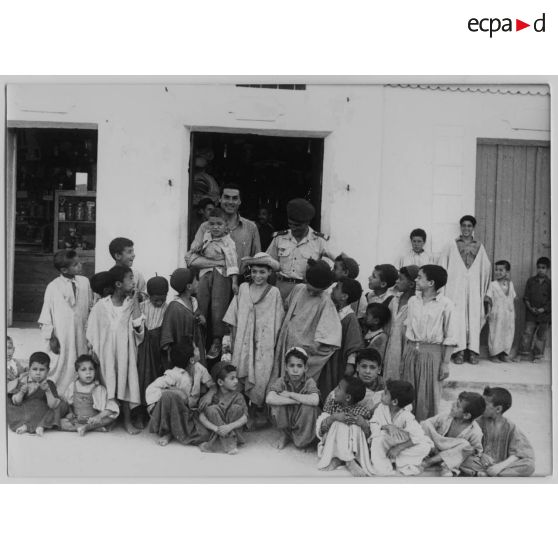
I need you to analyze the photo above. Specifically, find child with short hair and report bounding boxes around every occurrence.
[316,375,375,476]
[460,387,535,477]
[223,253,284,422]
[366,264,398,305]
[198,363,249,454]
[398,228,433,268]
[160,268,206,367]
[369,380,433,476]
[485,260,516,363]
[38,249,93,395]
[185,207,239,359]
[86,265,144,435]
[6,336,24,395]
[147,339,215,447]
[272,260,341,384]
[383,265,419,381]
[60,355,119,436]
[355,348,385,413]
[318,277,364,399]
[7,352,63,436]
[421,392,485,477]
[266,347,321,450]
[518,257,551,363]
[401,265,456,422]
[90,271,114,304]
[108,237,146,295]
[363,303,391,360]
[333,253,368,319]
[256,206,275,251]
[135,276,169,427]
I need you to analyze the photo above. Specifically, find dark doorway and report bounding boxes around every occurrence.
[188,131,324,248]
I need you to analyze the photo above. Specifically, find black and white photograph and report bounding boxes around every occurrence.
[2,79,552,479]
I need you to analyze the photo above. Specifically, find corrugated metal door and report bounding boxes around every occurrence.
[475,139,550,349]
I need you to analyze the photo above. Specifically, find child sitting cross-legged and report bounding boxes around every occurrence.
[266,347,321,450]
[316,375,375,477]
[61,355,119,436]
[198,363,248,454]
[369,380,433,476]
[7,352,64,436]
[460,387,535,477]
[421,391,485,477]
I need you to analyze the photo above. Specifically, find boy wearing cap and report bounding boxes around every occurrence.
[271,259,342,388]
[267,198,335,299]
[223,253,284,419]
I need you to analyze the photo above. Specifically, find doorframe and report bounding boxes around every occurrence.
[478,138,550,148]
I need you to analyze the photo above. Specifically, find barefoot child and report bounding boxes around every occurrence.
[198,363,248,454]
[421,392,485,477]
[356,348,385,413]
[7,352,63,436]
[38,249,93,395]
[369,380,433,476]
[363,303,391,361]
[316,375,375,476]
[383,266,419,381]
[185,207,239,359]
[223,253,284,423]
[366,264,398,305]
[146,340,215,447]
[109,237,146,295]
[318,278,364,400]
[61,355,119,435]
[135,276,169,426]
[160,268,206,367]
[401,265,456,421]
[7,336,25,395]
[86,265,144,435]
[460,387,535,477]
[266,347,320,450]
[485,260,516,363]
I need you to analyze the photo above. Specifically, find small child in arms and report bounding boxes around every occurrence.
[7,352,63,436]
[369,380,433,476]
[61,355,119,436]
[198,363,248,454]
[266,347,321,450]
[421,391,485,477]
[316,375,375,477]
[460,387,535,477]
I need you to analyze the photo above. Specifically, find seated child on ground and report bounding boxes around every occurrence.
[266,347,321,450]
[355,348,385,413]
[198,363,248,454]
[484,260,516,363]
[421,391,485,477]
[60,355,119,436]
[460,387,535,477]
[363,303,391,361]
[369,380,433,476]
[147,339,215,447]
[7,352,63,436]
[6,336,25,395]
[366,264,398,305]
[316,375,375,477]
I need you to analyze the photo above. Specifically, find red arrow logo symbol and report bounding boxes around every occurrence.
[516,19,530,31]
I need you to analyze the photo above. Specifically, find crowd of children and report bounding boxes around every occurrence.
[5,208,547,477]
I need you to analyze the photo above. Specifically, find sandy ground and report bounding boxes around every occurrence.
[6,325,553,479]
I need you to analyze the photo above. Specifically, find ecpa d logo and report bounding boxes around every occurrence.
[468,13,545,37]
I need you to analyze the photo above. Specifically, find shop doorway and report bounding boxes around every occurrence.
[7,127,98,324]
[187,131,325,248]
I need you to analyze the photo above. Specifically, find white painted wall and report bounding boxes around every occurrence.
[5,83,549,294]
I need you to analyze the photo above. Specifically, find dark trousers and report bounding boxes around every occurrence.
[197,269,232,338]
[519,321,549,358]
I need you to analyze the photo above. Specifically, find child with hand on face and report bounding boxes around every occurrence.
[61,355,119,436]
[7,352,63,436]
[316,375,375,477]
[198,363,248,454]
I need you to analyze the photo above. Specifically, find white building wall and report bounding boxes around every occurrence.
[5,83,549,292]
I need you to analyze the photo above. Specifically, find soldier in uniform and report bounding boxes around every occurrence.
[266,198,335,299]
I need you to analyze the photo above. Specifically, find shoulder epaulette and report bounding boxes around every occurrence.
[313,230,330,241]
[273,230,289,238]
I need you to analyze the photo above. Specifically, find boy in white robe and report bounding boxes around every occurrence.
[369,380,433,476]
[38,250,93,395]
[86,265,144,435]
